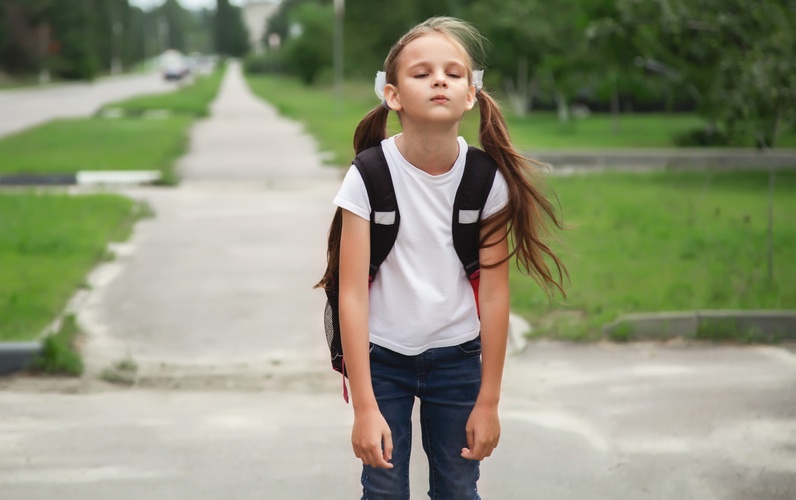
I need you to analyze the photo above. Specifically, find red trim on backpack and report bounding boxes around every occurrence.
[341,357,349,403]
[469,269,481,318]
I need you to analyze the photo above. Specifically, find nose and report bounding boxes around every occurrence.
[432,71,448,88]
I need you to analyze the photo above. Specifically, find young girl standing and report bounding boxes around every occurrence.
[326,17,566,499]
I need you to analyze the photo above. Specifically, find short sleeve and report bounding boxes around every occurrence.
[482,170,509,219]
[333,165,371,221]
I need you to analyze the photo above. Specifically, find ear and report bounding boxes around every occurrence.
[465,84,476,111]
[384,84,402,111]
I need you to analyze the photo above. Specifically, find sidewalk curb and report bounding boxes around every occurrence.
[0,170,162,186]
[529,149,796,171]
[603,310,796,342]
[0,342,41,375]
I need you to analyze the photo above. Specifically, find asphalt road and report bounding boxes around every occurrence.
[1,62,795,499]
[0,71,179,139]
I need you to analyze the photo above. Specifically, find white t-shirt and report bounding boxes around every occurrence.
[334,135,509,355]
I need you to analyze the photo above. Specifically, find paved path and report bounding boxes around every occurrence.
[2,62,796,499]
[79,62,338,379]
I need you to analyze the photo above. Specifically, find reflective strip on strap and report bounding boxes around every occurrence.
[374,211,396,225]
[458,209,480,224]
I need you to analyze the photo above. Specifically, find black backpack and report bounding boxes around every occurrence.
[321,144,498,378]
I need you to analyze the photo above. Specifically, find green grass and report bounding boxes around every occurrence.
[0,117,193,177]
[28,314,84,376]
[0,67,224,183]
[507,112,705,149]
[244,74,796,164]
[0,68,223,344]
[0,193,146,341]
[100,68,225,118]
[246,74,796,340]
[246,75,381,166]
[513,170,796,340]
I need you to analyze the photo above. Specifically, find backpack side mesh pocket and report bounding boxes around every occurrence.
[323,282,344,374]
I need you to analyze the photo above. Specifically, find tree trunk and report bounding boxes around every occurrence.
[556,91,569,123]
[503,57,529,117]
[611,88,620,134]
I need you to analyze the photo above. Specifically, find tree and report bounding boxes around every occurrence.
[215,0,249,57]
[158,0,188,52]
[465,0,547,116]
[619,0,796,147]
[281,2,334,84]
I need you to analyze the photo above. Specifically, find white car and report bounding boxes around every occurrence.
[160,50,190,81]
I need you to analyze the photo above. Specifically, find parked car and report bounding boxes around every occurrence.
[160,50,190,81]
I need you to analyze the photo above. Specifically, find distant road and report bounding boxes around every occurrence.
[0,71,179,139]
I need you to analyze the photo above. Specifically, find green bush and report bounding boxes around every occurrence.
[673,126,731,147]
[28,315,84,376]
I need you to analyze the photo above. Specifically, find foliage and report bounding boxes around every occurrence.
[0,0,218,80]
[214,0,249,57]
[618,0,796,148]
[260,0,794,148]
[282,2,334,84]
[27,314,84,375]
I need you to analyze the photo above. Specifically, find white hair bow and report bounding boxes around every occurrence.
[374,71,387,101]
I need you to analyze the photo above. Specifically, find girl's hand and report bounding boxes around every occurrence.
[461,402,500,461]
[352,407,394,469]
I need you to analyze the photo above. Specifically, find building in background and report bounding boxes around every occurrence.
[241,0,280,53]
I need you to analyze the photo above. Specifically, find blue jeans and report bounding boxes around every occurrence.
[361,338,482,500]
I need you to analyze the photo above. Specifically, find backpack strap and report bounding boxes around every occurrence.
[452,146,499,316]
[353,145,400,282]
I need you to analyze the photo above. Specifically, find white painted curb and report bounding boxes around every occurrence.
[76,170,162,185]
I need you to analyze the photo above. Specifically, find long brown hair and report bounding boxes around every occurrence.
[318,17,567,297]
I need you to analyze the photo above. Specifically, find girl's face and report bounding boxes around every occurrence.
[384,34,476,126]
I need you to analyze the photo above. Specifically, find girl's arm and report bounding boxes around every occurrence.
[462,218,510,461]
[338,209,394,469]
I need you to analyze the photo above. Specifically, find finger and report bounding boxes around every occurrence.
[364,443,392,469]
[383,431,394,463]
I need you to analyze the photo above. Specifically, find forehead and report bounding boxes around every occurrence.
[398,33,471,69]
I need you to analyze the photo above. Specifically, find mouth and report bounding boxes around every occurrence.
[431,95,449,103]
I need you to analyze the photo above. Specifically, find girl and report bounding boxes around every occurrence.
[328,16,566,499]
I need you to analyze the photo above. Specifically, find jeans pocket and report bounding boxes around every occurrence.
[456,337,482,356]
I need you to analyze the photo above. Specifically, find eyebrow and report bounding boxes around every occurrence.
[405,61,467,71]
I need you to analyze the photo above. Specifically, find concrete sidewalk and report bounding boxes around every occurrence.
[79,61,340,379]
[2,62,796,499]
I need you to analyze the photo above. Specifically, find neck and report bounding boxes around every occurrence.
[395,124,461,175]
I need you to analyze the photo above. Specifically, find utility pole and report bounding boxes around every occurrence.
[333,0,345,114]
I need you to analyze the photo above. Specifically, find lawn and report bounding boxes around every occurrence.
[0,66,225,183]
[246,73,796,340]
[514,170,796,339]
[244,74,796,168]
[0,117,193,176]
[0,192,145,341]
[100,68,225,118]
[0,67,225,342]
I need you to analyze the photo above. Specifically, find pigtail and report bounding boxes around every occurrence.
[477,89,568,298]
[316,104,390,291]
[353,104,390,154]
